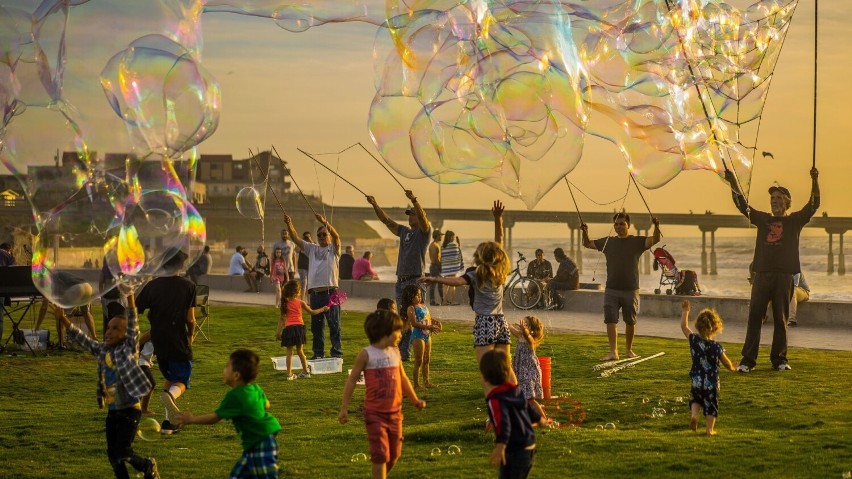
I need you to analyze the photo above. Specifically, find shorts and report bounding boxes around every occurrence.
[364,409,403,465]
[410,327,430,343]
[281,324,306,347]
[229,434,279,479]
[603,289,639,325]
[158,360,193,388]
[473,314,511,347]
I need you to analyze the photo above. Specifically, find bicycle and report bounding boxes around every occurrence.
[505,252,544,310]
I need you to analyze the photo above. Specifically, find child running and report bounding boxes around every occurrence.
[400,285,439,389]
[176,349,282,478]
[275,280,329,380]
[339,309,426,479]
[419,201,515,390]
[270,247,288,308]
[680,300,736,435]
[56,288,159,479]
[480,349,541,479]
[509,316,546,422]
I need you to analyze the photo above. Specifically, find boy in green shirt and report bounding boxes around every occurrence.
[176,349,282,478]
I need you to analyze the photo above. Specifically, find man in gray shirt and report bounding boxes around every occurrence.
[366,190,431,360]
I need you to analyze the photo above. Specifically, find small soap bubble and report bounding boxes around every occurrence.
[675,396,684,403]
[136,417,161,442]
[447,445,461,455]
[642,397,650,404]
[605,422,616,430]
[595,424,604,430]
[351,453,367,463]
[842,470,851,479]
[658,399,669,406]
[430,447,442,457]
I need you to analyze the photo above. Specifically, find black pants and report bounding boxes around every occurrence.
[742,272,793,368]
[500,447,535,479]
[106,407,150,479]
[428,264,443,304]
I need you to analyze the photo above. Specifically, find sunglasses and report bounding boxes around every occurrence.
[317,232,328,238]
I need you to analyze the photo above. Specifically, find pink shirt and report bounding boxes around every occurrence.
[352,257,377,280]
[284,300,304,327]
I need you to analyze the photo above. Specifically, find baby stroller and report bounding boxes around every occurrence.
[652,247,679,295]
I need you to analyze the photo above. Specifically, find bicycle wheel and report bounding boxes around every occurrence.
[508,277,542,310]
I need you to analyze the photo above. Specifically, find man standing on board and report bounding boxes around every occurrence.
[582,213,661,361]
[366,190,431,361]
[725,167,819,372]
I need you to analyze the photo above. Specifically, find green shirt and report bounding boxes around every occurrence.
[215,384,282,450]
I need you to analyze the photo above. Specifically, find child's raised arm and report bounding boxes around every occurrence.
[339,349,369,425]
[417,275,467,287]
[301,301,329,316]
[680,300,693,338]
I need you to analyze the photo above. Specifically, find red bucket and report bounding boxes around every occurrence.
[538,356,552,399]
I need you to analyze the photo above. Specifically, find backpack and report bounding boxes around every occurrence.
[675,270,701,296]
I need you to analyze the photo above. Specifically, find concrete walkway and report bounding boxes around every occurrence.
[209,289,852,353]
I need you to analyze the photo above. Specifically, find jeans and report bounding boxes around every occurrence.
[499,447,535,479]
[310,290,342,358]
[106,407,151,479]
[742,272,793,368]
[395,277,424,361]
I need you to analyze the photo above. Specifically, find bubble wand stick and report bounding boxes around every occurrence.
[271,145,319,215]
[563,177,584,225]
[357,142,407,194]
[629,174,663,238]
[296,147,369,197]
[248,149,287,213]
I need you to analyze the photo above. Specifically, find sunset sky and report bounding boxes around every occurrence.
[5,1,850,238]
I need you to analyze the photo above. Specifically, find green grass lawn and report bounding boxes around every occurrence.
[1,305,850,478]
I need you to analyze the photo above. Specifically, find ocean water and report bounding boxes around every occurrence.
[373,236,852,302]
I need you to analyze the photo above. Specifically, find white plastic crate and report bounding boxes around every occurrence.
[270,356,304,371]
[21,329,49,351]
[308,357,343,375]
[348,369,365,385]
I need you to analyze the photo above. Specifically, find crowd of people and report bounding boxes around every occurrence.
[0,165,823,478]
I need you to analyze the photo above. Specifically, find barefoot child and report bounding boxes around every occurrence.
[509,316,546,422]
[419,201,515,391]
[275,280,328,380]
[480,349,541,479]
[680,300,736,435]
[400,285,439,389]
[176,349,282,478]
[56,290,159,479]
[339,310,426,479]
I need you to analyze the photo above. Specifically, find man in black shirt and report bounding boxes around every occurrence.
[726,167,819,372]
[582,213,661,361]
[136,249,196,434]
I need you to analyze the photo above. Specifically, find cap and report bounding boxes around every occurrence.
[768,185,791,199]
[163,247,189,268]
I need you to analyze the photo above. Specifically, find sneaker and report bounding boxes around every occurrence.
[160,391,180,420]
[787,320,797,328]
[143,458,160,479]
[160,420,180,435]
[298,372,311,379]
[774,363,792,371]
[287,374,297,381]
[736,364,753,373]
[310,355,324,361]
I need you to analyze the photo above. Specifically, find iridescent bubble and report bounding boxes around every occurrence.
[605,423,617,430]
[430,447,442,457]
[236,186,264,220]
[595,424,604,430]
[447,445,461,456]
[136,417,161,442]
[350,453,367,463]
[642,398,650,404]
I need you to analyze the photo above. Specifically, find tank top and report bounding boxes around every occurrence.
[363,345,402,413]
[284,300,304,327]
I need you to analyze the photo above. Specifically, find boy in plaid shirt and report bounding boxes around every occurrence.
[176,349,282,478]
[58,288,159,479]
